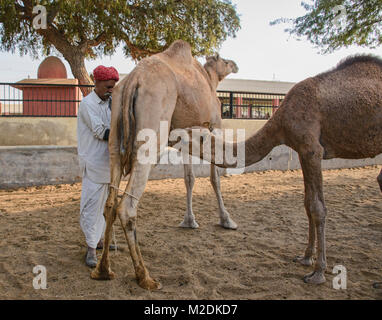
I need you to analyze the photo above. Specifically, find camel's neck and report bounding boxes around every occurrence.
[241,117,283,166]
[185,116,283,169]
[209,117,283,168]
[204,65,221,90]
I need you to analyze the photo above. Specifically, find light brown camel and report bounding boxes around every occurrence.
[176,54,238,230]
[183,55,382,286]
[90,40,238,289]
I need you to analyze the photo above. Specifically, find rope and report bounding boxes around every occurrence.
[109,185,139,201]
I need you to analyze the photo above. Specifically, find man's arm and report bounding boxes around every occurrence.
[79,102,110,141]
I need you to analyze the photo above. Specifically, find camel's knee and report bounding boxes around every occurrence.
[185,172,195,188]
[210,171,219,187]
[125,216,137,232]
[117,197,137,229]
[106,191,118,209]
[118,207,138,243]
[103,191,118,216]
[119,210,136,231]
[184,165,195,186]
[306,199,326,224]
[210,169,216,183]
[311,209,326,226]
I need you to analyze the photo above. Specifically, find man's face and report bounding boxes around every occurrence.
[95,79,116,100]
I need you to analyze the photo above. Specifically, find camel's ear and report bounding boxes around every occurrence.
[206,54,220,62]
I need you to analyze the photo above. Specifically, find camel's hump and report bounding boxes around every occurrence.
[335,54,382,70]
[160,40,193,65]
[318,54,382,78]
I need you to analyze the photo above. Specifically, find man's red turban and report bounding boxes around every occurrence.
[93,65,119,81]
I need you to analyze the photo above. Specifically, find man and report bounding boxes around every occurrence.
[77,65,119,267]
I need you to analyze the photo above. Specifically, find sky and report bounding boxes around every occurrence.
[1,0,382,84]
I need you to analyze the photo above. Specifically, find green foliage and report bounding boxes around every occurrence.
[271,0,382,53]
[0,0,241,60]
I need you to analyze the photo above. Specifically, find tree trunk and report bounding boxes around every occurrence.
[63,51,94,97]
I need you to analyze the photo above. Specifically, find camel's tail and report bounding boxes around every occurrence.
[119,74,139,177]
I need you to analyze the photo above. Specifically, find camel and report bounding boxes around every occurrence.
[174,54,238,230]
[90,40,238,289]
[182,54,382,286]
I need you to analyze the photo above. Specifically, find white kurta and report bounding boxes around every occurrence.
[77,90,111,248]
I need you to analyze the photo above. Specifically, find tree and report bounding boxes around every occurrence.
[0,0,240,94]
[271,0,382,54]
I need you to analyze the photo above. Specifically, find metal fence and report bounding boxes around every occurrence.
[217,91,285,119]
[0,82,286,119]
[0,82,92,117]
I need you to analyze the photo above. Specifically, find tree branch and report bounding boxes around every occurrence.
[88,32,107,47]
[14,0,31,20]
[123,36,161,60]
[47,6,59,25]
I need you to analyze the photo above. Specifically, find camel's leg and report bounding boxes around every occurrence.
[179,164,199,228]
[210,164,237,229]
[91,89,124,280]
[294,154,316,267]
[294,213,316,266]
[117,162,162,290]
[90,165,121,280]
[115,87,175,290]
[298,145,327,284]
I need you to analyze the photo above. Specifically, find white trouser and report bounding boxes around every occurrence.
[79,172,109,249]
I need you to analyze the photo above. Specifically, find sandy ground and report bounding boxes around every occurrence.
[0,166,381,300]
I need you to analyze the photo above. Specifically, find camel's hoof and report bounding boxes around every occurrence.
[90,268,116,281]
[294,255,314,266]
[373,282,382,289]
[179,219,199,229]
[220,218,238,230]
[303,271,326,284]
[138,277,162,291]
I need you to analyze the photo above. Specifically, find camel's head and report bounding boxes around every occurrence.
[205,54,239,80]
